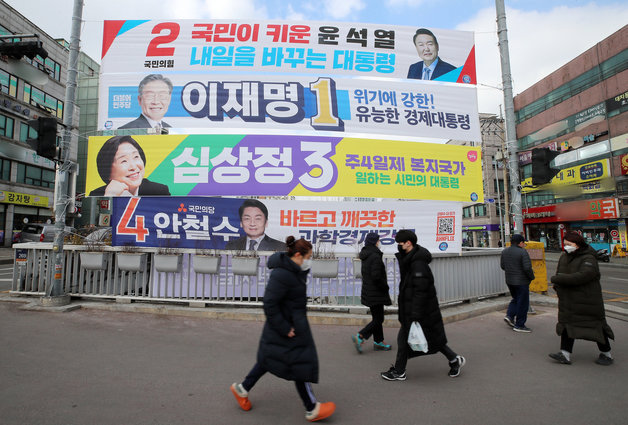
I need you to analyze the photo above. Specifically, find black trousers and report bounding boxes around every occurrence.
[394,324,457,372]
[241,362,317,411]
[560,329,612,353]
[359,304,385,343]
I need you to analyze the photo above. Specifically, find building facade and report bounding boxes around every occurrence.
[0,2,79,246]
[514,25,628,252]
[456,113,508,248]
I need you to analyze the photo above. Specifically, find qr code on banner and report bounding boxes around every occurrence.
[437,216,454,235]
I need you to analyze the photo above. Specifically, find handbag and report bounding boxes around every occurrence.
[408,321,428,352]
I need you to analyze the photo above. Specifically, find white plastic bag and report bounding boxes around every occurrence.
[408,321,428,352]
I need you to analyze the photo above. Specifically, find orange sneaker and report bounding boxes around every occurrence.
[305,401,336,422]
[230,383,251,411]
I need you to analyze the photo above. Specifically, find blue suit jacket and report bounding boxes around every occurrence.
[407,59,456,80]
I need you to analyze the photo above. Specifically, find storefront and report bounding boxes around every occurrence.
[523,197,620,252]
[462,224,501,248]
[0,190,51,245]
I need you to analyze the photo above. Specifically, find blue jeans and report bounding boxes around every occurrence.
[506,284,529,328]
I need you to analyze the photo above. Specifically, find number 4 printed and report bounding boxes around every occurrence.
[117,198,149,242]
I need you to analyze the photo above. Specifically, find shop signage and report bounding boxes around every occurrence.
[521,158,610,193]
[605,90,628,114]
[462,224,500,231]
[618,221,628,249]
[99,200,110,210]
[609,132,628,152]
[0,190,49,207]
[523,197,619,223]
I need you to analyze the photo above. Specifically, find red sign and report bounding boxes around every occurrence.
[523,197,619,223]
[99,200,110,210]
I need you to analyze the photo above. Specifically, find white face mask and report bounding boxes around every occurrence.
[300,258,312,271]
[376,241,381,249]
[564,245,577,254]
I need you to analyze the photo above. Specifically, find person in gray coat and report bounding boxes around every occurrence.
[500,234,535,332]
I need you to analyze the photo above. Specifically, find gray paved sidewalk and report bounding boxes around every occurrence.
[1,295,626,425]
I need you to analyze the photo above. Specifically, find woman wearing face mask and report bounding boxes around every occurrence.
[549,231,615,366]
[351,232,393,353]
[230,236,336,422]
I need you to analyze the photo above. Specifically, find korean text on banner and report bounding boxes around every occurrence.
[86,134,483,202]
[112,197,462,253]
[99,74,481,141]
[101,20,476,84]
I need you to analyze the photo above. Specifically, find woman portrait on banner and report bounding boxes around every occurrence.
[549,230,615,366]
[89,135,170,196]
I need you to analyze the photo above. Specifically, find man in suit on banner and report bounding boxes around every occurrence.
[407,28,456,81]
[119,74,173,130]
[225,199,286,252]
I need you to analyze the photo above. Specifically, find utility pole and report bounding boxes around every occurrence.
[495,0,523,235]
[43,0,84,306]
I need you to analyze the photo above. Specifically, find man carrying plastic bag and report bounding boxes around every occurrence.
[381,230,466,381]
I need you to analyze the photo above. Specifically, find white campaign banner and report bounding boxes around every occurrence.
[263,199,462,254]
[99,73,481,141]
[101,20,476,84]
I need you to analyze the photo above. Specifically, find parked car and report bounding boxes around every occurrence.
[20,223,74,243]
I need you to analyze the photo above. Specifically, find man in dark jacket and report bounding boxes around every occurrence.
[500,234,535,332]
[351,232,392,353]
[381,230,465,381]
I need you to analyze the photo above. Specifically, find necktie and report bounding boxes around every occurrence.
[248,240,257,251]
[423,68,431,80]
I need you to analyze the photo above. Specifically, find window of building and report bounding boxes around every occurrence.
[16,163,56,188]
[19,122,37,142]
[0,69,18,97]
[0,114,14,138]
[463,206,472,218]
[23,83,64,119]
[493,179,504,194]
[0,158,10,181]
[474,204,487,217]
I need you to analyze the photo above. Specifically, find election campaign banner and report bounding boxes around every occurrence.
[98,73,481,141]
[112,197,462,254]
[101,20,476,84]
[86,134,483,202]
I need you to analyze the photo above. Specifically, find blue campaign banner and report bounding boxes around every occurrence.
[112,196,246,250]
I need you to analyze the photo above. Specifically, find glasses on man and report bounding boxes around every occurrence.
[141,91,171,101]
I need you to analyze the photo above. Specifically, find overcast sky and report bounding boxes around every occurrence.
[5,0,628,115]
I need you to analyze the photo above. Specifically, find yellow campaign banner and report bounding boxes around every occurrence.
[522,158,610,193]
[0,190,49,207]
[86,134,483,202]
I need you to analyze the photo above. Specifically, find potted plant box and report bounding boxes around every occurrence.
[311,259,339,278]
[231,256,260,276]
[117,252,147,272]
[80,251,107,270]
[193,254,222,274]
[154,253,182,273]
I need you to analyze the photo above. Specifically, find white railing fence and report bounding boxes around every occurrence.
[11,244,507,310]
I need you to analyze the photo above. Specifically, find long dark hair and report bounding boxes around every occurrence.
[285,236,312,258]
[96,135,146,183]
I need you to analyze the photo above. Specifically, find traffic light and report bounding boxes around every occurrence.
[0,40,48,60]
[26,117,58,160]
[531,147,560,185]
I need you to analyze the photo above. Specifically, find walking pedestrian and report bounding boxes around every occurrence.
[380,230,465,381]
[230,236,336,421]
[500,234,535,332]
[351,232,393,353]
[549,231,615,366]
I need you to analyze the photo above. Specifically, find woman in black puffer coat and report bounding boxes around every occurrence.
[351,232,392,353]
[230,237,336,422]
[549,231,615,366]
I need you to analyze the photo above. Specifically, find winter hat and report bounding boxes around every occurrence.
[364,232,380,246]
[511,234,525,245]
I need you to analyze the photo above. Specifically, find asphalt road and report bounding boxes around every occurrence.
[1,300,627,425]
[0,264,13,293]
